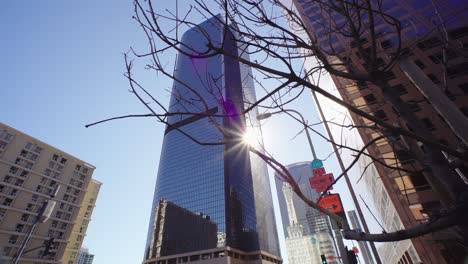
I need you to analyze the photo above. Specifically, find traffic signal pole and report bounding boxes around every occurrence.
[10,186,59,264]
[311,90,382,264]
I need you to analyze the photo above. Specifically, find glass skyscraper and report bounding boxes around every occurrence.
[143,16,280,263]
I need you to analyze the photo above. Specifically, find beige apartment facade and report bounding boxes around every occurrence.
[0,123,101,263]
[62,179,101,264]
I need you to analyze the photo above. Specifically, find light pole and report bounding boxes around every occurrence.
[311,90,382,264]
[11,185,60,264]
[257,109,350,264]
[257,109,317,160]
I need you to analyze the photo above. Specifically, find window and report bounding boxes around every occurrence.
[417,37,442,50]
[363,94,378,105]
[382,71,396,81]
[15,224,24,232]
[52,154,59,161]
[14,179,24,187]
[381,39,394,49]
[408,100,421,112]
[60,158,67,164]
[427,74,440,84]
[3,176,12,183]
[9,167,18,175]
[421,118,436,131]
[414,59,425,69]
[392,84,408,95]
[3,198,13,206]
[21,214,29,222]
[447,62,468,79]
[374,110,389,121]
[8,235,18,244]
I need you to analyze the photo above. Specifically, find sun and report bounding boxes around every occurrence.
[242,127,258,146]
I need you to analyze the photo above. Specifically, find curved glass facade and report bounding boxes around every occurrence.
[144,16,279,261]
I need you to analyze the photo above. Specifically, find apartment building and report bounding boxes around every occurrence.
[0,123,100,263]
[62,180,101,264]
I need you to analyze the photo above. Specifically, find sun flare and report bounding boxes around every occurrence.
[242,127,258,146]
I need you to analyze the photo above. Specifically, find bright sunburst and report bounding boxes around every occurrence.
[242,127,258,146]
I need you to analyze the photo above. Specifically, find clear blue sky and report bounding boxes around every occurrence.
[1,1,381,263]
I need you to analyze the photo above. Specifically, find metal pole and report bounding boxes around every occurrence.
[283,109,318,160]
[261,109,318,159]
[11,223,38,264]
[334,227,349,264]
[311,90,382,264]
[11,185,59,264]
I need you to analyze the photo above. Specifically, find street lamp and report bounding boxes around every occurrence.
[11,185,60,264]
[257,109,318,160]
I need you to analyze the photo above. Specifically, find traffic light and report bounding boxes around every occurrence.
[320,254,327,264]
[347,249,358,264]
[42,238,55,256]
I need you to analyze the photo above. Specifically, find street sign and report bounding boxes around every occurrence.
[311,159,323,168]
[309,174,334,192]
[312,167,326,177]
[318,194,343,215]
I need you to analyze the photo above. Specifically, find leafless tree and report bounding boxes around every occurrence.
[87,0,468,256]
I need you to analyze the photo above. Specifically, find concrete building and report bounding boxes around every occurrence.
[62,179,101,264]
[347,210,373,264]
[0,123,100,263]
[76,248,94,264]
[289,0,468,262]
[275,163,338,263]
[282,182,321,264]
[143,15,281,264]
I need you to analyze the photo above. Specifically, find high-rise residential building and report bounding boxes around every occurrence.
[62,179,101,264]
[274,162,338,264]
[0,123,100,263]
[143,16,281,264]
[289,0,468,262]
[76,248,94,264]
[347,210,373,264]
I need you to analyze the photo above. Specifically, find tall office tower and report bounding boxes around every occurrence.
[143,16,281,264]
[275,162,338,264]
[289,0,468,262]
[63,179,101,264]
[76,248,94,264]
[0,123,100,263]
[347,210,373,264]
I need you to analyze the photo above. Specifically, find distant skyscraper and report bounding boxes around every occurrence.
[76,248,94,264]
[0,123,100,263]
[282,182,321,264]
[143,16,280,264]
[347,210,373,264]
[275,162,338,263]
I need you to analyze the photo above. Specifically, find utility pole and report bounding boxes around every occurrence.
[11,186,60,264]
